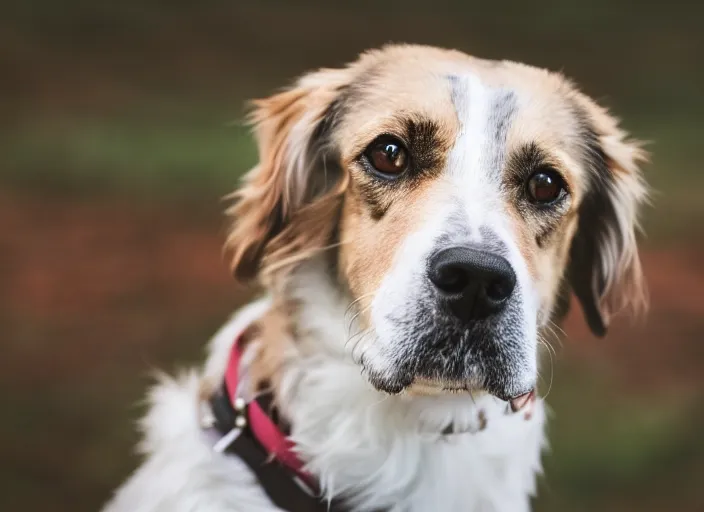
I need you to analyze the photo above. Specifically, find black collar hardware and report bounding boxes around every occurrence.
[208,383,352,512]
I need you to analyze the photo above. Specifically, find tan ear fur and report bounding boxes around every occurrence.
[567,94,649,335]
[225,69,349,284]
[597,131,649,322]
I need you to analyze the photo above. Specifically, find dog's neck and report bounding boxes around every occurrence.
[234,263,546,512]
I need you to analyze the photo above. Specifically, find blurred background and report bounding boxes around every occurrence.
[2,1,703,511]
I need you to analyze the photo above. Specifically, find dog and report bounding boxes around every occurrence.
[103,44,648,512]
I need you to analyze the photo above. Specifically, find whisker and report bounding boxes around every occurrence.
[345,303,372,339]
[537,331,556,359]
[547,320,566,349]
[349,328,372,364]
[344,292,375,321]
[536,334,555,401]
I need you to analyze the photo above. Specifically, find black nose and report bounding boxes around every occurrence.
[428,247,517,321]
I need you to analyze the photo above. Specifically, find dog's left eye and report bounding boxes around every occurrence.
[364,136,409,177]
[526,168,567,205]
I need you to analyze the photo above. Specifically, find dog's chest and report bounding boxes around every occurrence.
[282,360,547,512]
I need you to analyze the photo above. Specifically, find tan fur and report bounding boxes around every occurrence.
[226,68,350,284]
[575,93,650,323]
[340,182,453,326]
[506,205,538,278]
[244,302,299,398]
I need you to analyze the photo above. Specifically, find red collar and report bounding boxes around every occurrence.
[223,335,313,487]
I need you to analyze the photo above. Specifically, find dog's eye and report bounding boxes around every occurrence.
[526,168,566,205]
[364,136,409,176]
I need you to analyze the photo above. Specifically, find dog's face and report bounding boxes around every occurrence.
[228,45,647,403]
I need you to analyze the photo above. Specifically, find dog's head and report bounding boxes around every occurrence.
[227,45,647,402]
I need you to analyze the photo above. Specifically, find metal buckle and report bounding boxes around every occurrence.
[207,395,248,453]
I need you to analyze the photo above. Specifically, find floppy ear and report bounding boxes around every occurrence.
[565,99,649,337]
[225,69,349,283]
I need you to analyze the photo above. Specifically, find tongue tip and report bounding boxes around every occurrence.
[509,389,536,412]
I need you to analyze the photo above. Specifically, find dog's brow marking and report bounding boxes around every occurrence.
[447,74,462,107]
[487,90,517,179]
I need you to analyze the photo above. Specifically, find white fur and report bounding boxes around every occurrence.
[103,274,546,512]
[448,73,495,232]
[366,73,539,393]
[102,369,286,512]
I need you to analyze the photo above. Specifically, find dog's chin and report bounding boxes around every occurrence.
[363,322,537,403]
[367,370,535,405]
[403,378,484,397]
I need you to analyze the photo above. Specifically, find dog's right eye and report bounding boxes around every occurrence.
[364,136,409,177]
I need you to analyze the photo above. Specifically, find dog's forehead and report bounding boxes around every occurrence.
[348,46,573,103]
[336,49,583,164]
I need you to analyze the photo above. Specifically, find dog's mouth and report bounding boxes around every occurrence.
[404,378,536,413]
[405,378,478,396]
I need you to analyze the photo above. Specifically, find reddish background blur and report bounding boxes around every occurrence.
[2,2,703,511]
